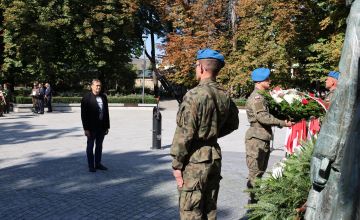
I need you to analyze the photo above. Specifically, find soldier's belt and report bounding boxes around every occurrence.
[250,122,264,128]
[192,138,218,147]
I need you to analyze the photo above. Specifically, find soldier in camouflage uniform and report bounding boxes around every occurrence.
[324,71,339,109]
[170,49,239,220]
[245,68,292,203]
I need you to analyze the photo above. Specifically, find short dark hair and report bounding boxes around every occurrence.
[199,59,224,74]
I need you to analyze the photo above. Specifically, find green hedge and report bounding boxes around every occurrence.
[14,88,32,97]
[53,97,83,103]
[14,96,157,104]
[234,98,246,107]
[107,96,156,104]
[15,96,33,104]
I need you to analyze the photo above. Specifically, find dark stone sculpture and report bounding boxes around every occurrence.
[305,1,360,219]
[347,0,355,5]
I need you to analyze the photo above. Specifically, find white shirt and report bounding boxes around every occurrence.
[96,96,104,120]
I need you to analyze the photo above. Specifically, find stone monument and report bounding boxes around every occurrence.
[305,0,360,219]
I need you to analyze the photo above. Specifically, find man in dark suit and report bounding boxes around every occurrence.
[81,79,110,172]
[37,83,45,114]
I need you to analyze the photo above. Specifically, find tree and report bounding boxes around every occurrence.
[305,0,348,80]
[160,0,230,88]
[135,0,170,97]
[0,0,141,91]
[160,0,348,97]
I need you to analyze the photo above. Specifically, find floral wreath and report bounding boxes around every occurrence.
[261,88,327,122]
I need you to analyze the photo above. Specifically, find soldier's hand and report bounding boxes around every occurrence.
[284,120,293,127]
[84,130,91,137]
[173,169,183,188]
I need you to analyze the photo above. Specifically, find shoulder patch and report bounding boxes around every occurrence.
[254,102,265,112]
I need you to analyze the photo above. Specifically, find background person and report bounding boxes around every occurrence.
[37,83,45,114]
[45,83,52,112]
[3,83,12,114]
[245,67,292,203]
[81,79,110,172]
[0,85,6,117]
[31,82,39,113]
[170,49,239,219]
[324,71,340,109]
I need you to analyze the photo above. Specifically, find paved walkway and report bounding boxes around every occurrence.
[0,100,287,219]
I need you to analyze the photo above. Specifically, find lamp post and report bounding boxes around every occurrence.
[142,35,148,103]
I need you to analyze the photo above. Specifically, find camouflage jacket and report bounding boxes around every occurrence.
[245,88,286,141]
[170,78,239,170]
[324,90,334,109]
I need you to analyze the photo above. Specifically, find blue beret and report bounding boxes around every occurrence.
[328,71,340,80]
[251,68,271,82]
[197,48,225,63]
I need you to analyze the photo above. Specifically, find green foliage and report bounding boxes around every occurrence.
[13,88,32,97]
[14,96,32,104]
[306,33,345,79]
[14,95,156,104]
[107,95,156,104]
[233,98,246,107]
[160,1,348,96]
[15,96,83,104]
[52,97,82,103]
[0,0,350,96]
[247,138,315,220]
[0,0,140,91]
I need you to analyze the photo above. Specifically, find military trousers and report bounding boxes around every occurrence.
[245,137,270,188]
[178,159,221,220]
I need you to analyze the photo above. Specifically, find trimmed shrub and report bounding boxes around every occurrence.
[15,96,33,104]
[14,95,157,104]
[52,97,82,103]
[14,88,32,97]
[107,95,156,104]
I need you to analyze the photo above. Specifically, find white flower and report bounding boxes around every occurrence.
[272,166,284,179]
[270,88,302,104]
[270,90,285,103]
[271,158,287,179]
[282,92,301,104]
[271,93,284,103]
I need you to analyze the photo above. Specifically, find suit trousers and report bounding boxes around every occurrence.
[37,98,44,113]
[86,129,105,168]
[45,97,52,112]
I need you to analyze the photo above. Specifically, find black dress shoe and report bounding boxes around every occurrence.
[89,167,96,172]
[95,164,108,170]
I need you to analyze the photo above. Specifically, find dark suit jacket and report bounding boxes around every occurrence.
[45,87,52,98]
[81,92,110,131]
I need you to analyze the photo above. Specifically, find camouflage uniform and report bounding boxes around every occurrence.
[245,88,286,189]
[170,78,239,220]
[324,90,334,109]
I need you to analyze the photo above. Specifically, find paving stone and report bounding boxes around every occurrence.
[0,103,286,219]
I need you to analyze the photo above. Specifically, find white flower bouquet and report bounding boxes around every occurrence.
[262,88,326,122]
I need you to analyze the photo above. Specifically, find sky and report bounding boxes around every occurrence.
[142,35,164,59]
